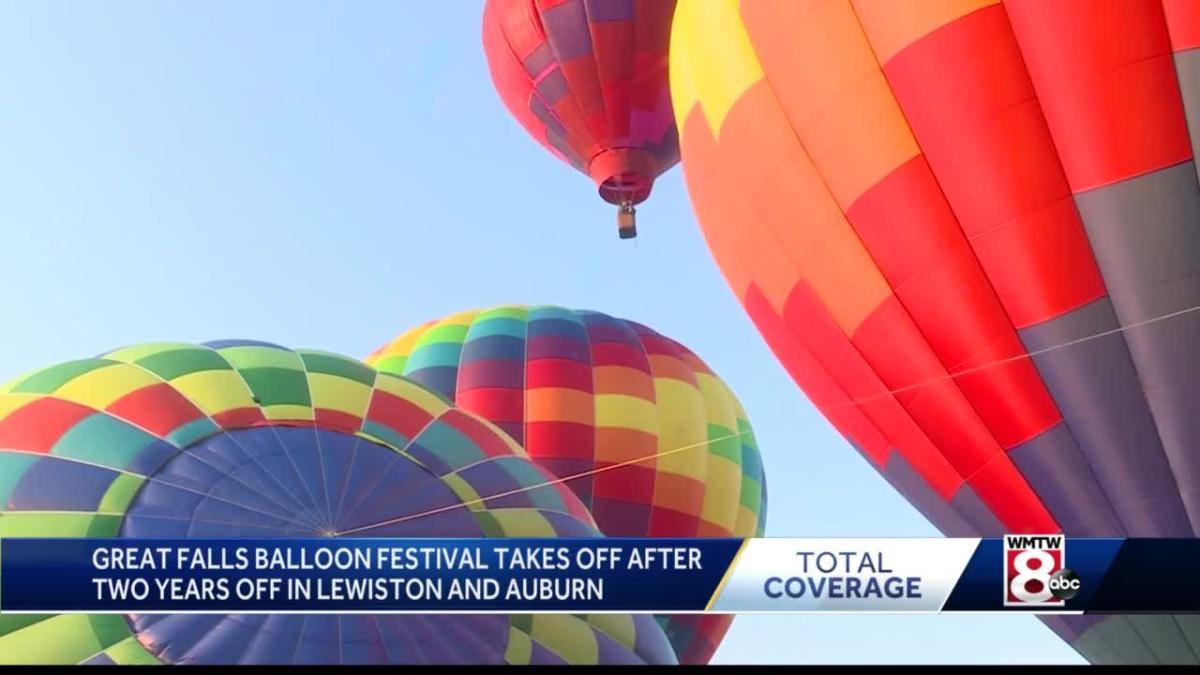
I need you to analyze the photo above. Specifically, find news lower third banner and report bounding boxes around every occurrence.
[2,537,1197,614]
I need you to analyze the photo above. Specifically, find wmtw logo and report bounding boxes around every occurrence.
[1003,535,1079,607]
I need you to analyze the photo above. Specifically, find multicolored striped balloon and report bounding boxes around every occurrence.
[670,0,1200,664]
[482,0,680,235]
[367,306,767,664]
[0,340,676,666]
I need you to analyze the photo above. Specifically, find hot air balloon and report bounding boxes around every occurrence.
[482,0,680,238]
[0,340,677,666]
[366,306,767,664]
[670,0,1200,664]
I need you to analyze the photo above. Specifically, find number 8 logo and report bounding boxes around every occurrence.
[1010,549,1056,604]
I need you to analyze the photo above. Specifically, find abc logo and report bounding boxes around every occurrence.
[1048,569,1080,600]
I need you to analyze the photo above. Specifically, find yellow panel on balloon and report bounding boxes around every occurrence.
[652,379,708,482]
[694,373,737,430]
[169,370,255,416]
[52,363,162,409]
[699,454,741,532]
[373,374,451,418]
[487,509,557,538]
[527,615,598,666]
[670,0,765,136]
[594,394,657,436]
[261,404,314,422]
[307,373,372,419]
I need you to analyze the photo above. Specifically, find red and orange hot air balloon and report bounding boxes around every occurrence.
[671,0,1200,665]
[482,0,680,238]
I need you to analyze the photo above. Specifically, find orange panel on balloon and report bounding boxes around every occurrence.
[647,354,697,385]
[592,365,656,399]
[852,0,998,63]
[739,0,920,207]
[651,471,706,516]
[678,108,757,298]
[718,80,894,334]
[525,387,594,424]
[593,427,657,465]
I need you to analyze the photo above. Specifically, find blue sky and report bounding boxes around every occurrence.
[0,1,1081,664]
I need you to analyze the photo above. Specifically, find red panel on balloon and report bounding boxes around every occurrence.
[106,382,205,438]
[0,398,94,453]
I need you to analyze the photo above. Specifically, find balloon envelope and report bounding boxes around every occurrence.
[367,305,767,664]
[0,340,676,666]
[671,0,1200,664]
[482,0,680,211]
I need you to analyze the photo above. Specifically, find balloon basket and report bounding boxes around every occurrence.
[618,205,637,239]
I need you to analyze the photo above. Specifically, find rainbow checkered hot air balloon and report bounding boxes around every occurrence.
[0,340,677,666]
[367,306,767,664]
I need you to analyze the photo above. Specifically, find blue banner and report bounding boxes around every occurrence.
[4,537,1199,614]
[0,538,743,613]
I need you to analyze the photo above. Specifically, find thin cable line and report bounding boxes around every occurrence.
[337,301,1200,536]
[334,430,744,536]
[837,303,1200,408]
